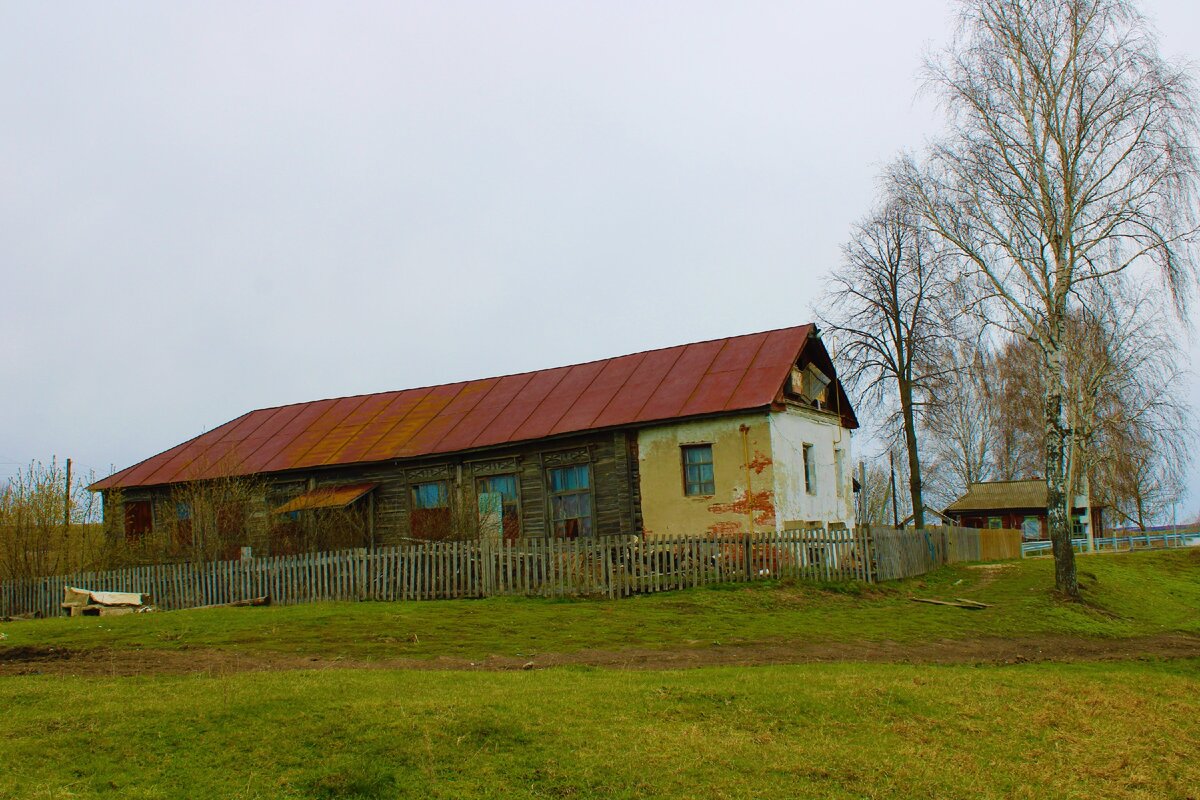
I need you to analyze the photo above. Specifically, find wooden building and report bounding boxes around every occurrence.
[91,325,858,553]
[944,479,1105,541]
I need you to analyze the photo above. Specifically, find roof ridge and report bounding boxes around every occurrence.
[235,324,814,416]
[93,324,825,490]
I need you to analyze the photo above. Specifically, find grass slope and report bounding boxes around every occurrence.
[3,549,1197,662]
[2,660,1197,799]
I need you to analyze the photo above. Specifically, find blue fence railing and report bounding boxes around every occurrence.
[1020,531,1198,556]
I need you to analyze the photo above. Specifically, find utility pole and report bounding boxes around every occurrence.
[63,457,72,529]
[858,461,867,526]
[889,451,899,529]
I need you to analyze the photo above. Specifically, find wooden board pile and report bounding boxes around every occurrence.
[61,587,152,617]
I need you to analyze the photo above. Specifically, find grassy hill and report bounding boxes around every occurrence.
[1,549,1197,799]
[3,548,1197,665]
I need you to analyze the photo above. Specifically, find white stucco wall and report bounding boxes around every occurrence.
[768,405,854,530]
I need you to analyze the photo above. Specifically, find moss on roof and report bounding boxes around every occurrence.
[945,480,1048,513]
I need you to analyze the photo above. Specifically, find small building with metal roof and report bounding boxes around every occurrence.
[92,325,858,552]
[944,479,1104,541]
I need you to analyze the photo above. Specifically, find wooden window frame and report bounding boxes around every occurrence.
[123,499,153,541]
[802,443,816,495]
[546,463,595,539]
[475,473,522,540]
[680,443,715,497]
[410,479,451,539]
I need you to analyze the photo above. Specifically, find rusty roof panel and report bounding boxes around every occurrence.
[726,366,788,410]
[281,396,372,470]
[220,405,309,476]
[332,389,430,464]
[708,331,768,373]
[474,366,570,446]
[92,325,833,490]
[359,383,467,462]
[437,372,535,453]
[546,355,645,436]
[243,400,342,475]
[633,340,724,422]
[131,415,248,487]
[590,346,685,429]
[751,327,807,370]
[677,369,743,417]
[512,360,610,441]
[313,391,406,466]
[416,379,502,453]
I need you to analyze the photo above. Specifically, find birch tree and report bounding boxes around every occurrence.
[821,184,955,529]
[895,0,1199,597]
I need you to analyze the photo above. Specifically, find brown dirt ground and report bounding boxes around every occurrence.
[2,634,1199,677]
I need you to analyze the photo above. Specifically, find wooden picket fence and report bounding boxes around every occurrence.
[0,526,1010,618]
[870,526,1023,581]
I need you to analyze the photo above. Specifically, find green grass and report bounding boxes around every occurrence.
[2,660,1197,799]
[3,549,1197,662]
[2,549,1197,799]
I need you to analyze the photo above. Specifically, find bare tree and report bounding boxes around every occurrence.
[1064,280,1193,529]
[989,337,1045,480]
[921,341,998,508]
[896,0,1200,597]
[821,182,955,529]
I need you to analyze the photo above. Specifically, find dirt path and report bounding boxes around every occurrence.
[3,634,1199,677]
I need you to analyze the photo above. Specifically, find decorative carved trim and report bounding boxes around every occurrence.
[470,457,520,476]
[542,446,590,467]
[405,465,450,482]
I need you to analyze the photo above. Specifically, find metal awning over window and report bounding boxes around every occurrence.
[272,483,377,514]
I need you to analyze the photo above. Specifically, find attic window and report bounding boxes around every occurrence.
[791,364,831,406]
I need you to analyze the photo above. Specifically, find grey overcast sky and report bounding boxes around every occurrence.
[2,1,1198,510]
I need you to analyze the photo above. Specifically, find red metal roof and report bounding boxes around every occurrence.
[94,325,834,490]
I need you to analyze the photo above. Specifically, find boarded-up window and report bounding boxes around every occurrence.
[411,480,450,539]
[682,444,715,496]
[1021,516,1041,540]
[124,500,152,541]
[548,465,592,539]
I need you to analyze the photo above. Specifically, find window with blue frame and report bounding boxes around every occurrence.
[681,444,715,496]
[547,464,592,539]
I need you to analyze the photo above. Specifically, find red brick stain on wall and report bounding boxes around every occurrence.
[747,451,772,474]
[706,489,777,532]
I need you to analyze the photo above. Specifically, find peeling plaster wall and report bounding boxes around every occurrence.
[636,413,776,539]
[768,405,854,529]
